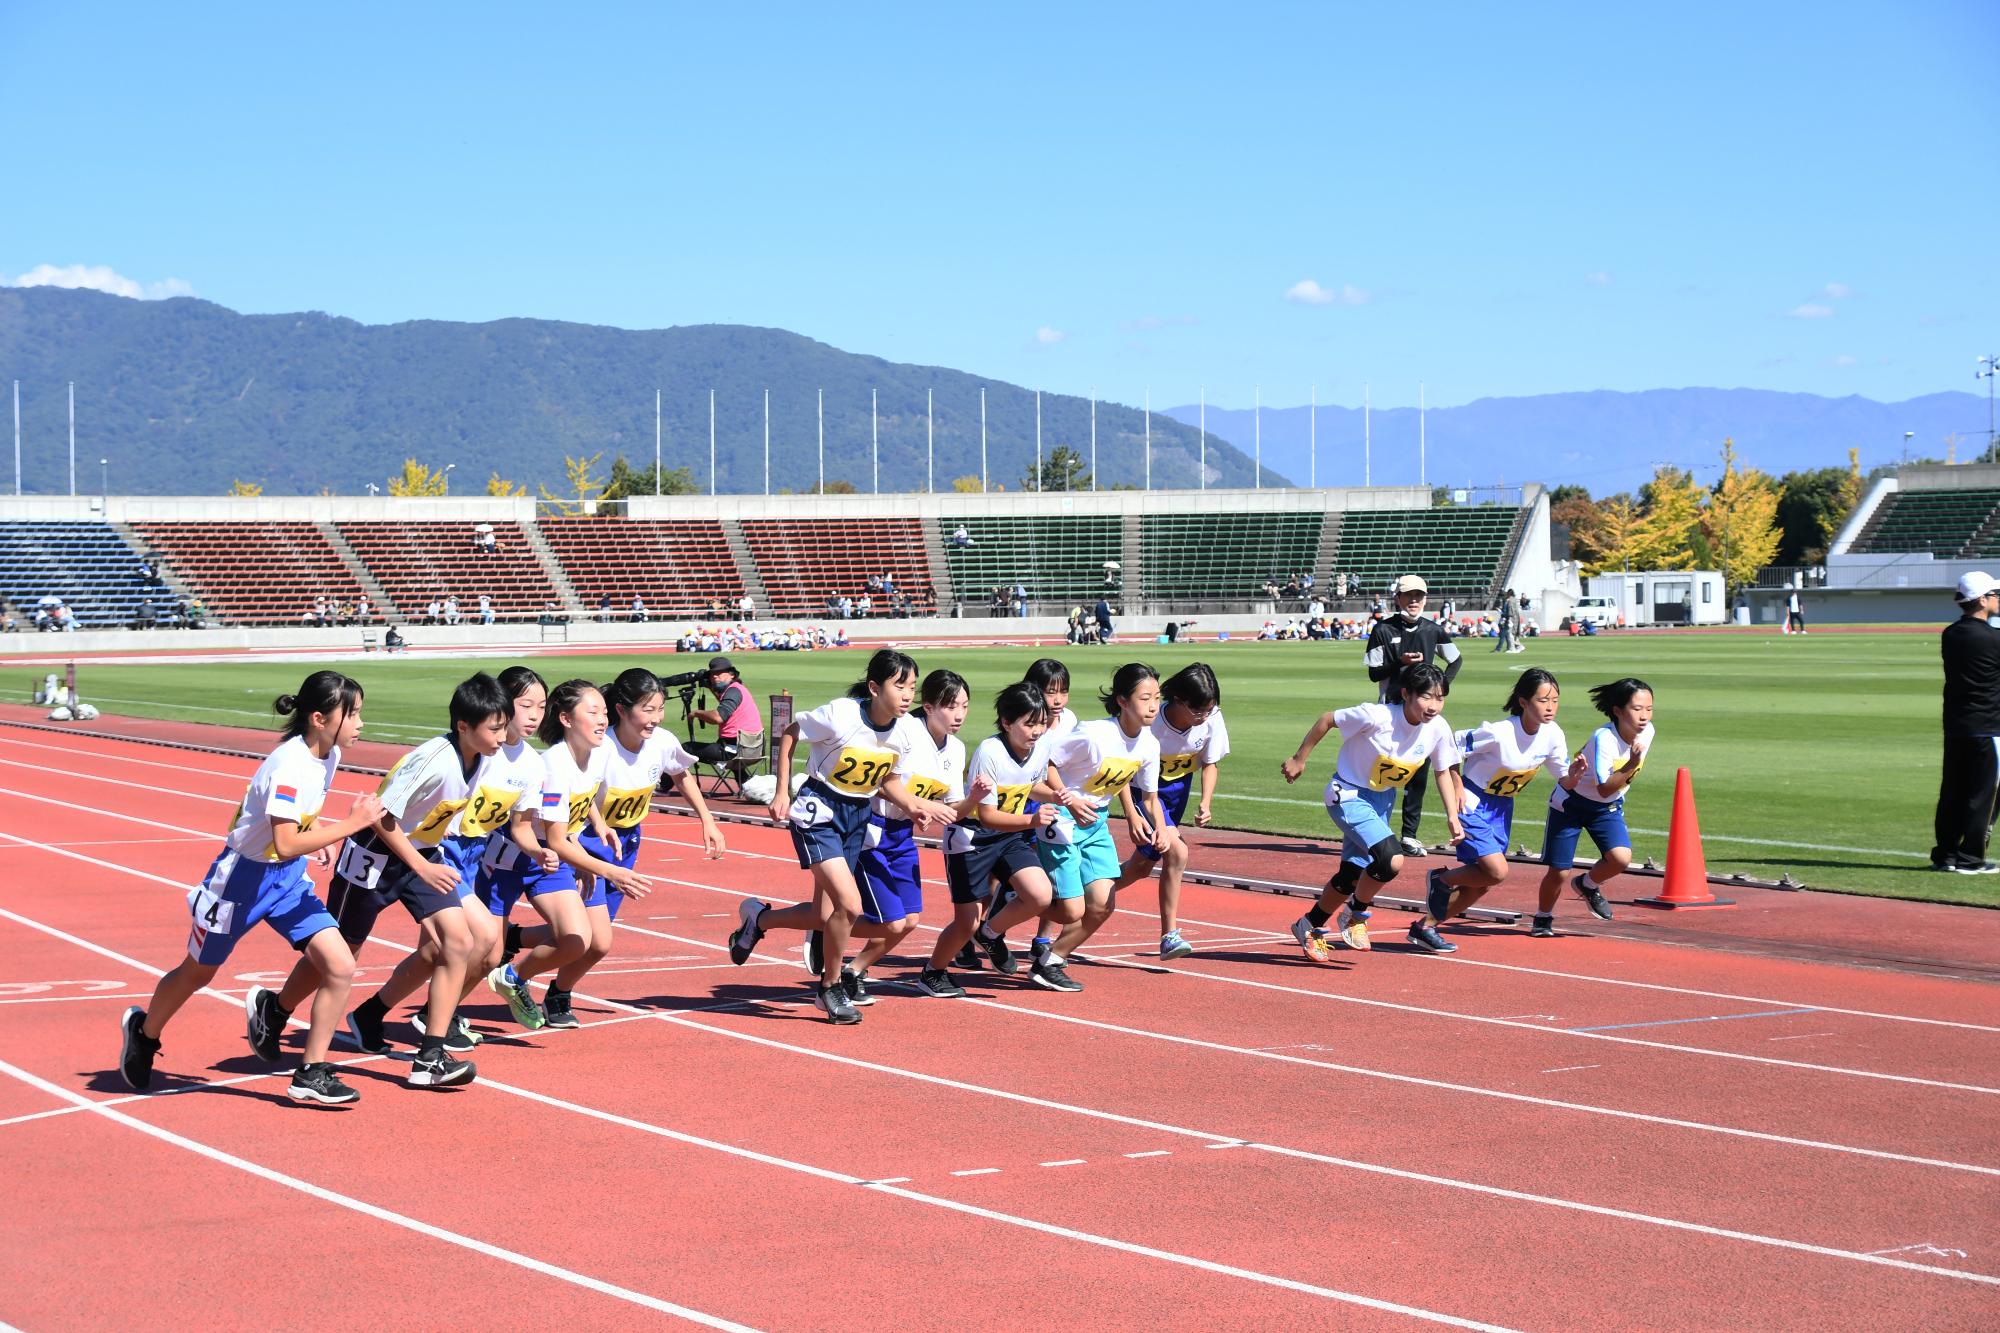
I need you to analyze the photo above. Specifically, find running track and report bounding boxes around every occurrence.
[1,729,1996,1330]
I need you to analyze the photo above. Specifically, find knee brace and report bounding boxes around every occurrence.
[1365,837,1403,882]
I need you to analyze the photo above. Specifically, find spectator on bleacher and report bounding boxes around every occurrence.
[53,603,75,632]
[631,594,648,623]
[184,597,204,629]
[1012,582,1028,617]
[881,572,895,597]
[739,593,755,620]
[688,656,762,774]
[1302,572,1314,595]
[139,597,156,629]
[473,527,498,556]
[951,525,973,548]
[473,593,490,625]
[1363,574,1463,857]
[1,602,17,633]
[857,592,873,618]
[867,573,884,595]
[596,593,613,623]
[1104,559,1121,586]
[1262,576,1280,600]
[1283,574,1302,600]
[443,595,462,626]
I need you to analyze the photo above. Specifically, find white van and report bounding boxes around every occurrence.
[1572,596,1618,626]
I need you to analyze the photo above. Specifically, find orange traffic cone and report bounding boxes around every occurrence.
[1637,767,1734,908]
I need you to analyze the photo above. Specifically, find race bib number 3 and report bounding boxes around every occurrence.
[603,786,653,829]
[1369,754,1419,790]
[1483,767,1539,798]
[1159,753,1198,783]
[1082,758,1142,797]
[827,747,896,796]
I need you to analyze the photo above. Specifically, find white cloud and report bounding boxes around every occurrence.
[1285,279,1369,307]
[5,263,193,300]
[1788,303,1834,319]
[1827,354,1858,368]
[1034,326,1065,345]
[1821,282,1853,300]
[1584,271,1612,287]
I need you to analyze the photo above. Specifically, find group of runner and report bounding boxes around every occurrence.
[116,644,1656,1096]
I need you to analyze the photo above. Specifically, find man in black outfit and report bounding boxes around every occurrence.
[1933,572,2000,873]
[1363,574,1463,855]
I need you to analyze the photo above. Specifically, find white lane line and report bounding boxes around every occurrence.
[951,1168,1002,1177]
[0,1058,763,1330]
[0,991,156,1005]
[1041,1159,1088,1168]
[1541,1065,1602,1075]
[1124,1150,1173,1159]
[1769,1033,1837,1043]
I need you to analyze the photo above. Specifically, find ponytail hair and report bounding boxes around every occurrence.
[274,670,363,739]
[847,648,920,701]
[537,678,602,746]
[1098,662,1160,714]
[600,668,664,729]
[1504,667,1559,716]
[1590,677,1653,718]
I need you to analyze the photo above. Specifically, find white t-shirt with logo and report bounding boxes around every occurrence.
[871,727,964,823]
[451,737,542,842]
[1046,717,1162,811]
[1151,707,1230,789]
[796,696,923,801]
[945,734,1047,854]
[1458,717,1569,804]
[599,730,696,831]
[1323,703,1461,801]
[1558,721,1655,807]
[225,735,339,863]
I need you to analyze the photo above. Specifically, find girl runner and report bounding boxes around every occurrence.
[728,649,960,1023]
[933,682,1061,996]
[119,672,382,1105]
[1025,663,1167,990]
[1407,667,1569,947]
[1279,662,1465,958]
[1025,657,1079,740]
[1534,677,1655,931]
[1109,662,1228,959]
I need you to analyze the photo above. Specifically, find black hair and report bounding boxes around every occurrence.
[601,668,665,729]
[1024,657,1070,695]
[537,678,603,746]
[1098,662,1161,714]
[1162,661,1221,710]
[919,668,969,712]
[1392,662,1449,701]
[1504,667,1560,716]
[497,664,547,703]
[274,670,363,739]
[847,648,920,701]
[993,681,1050,730]
[1590,677,1654,718]
[449,672,511,733]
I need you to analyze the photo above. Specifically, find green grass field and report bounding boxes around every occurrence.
[18,631,1985,906]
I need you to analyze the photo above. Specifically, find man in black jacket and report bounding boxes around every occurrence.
[1933,571,2000,873]
[1363,574,1464,854]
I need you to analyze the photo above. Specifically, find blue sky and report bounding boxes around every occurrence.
[3,1,1992,410]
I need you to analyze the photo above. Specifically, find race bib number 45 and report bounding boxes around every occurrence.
[827,747,896,796]
[1369,754,1420,790]
[1483,767,1539,798]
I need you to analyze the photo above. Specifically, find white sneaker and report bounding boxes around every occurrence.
[1400,836,1428,857]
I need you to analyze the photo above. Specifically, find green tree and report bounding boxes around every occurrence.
[1551,488,1604,567]
[486,472,528,497]
[1022,445,1091,493]
[1775,449,1864,564]
[1704,438,1783,592]
[600,455,699,501]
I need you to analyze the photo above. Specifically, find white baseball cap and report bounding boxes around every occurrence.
[1391,575,1429,596]
[1956,572,2000,602]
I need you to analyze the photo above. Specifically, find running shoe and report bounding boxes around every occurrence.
[1570,873,1615,921]
[408,1047,476,1087]
[803,929,825,977]
[728,898,768,965]
[287,1063,360,1106]
[412,1010,482,1051]
[499,921,524,968]
[485,967,547,1030]
[1290,915,1338,964]
[1407,922,1457,954]
[954,940,984,971]
[1425,868,1453,924]
[915,968,966,998]
[1528,913,1556,938]
[1336,903,1372,952]
[815,980,862,1025]
[541,989,580,1030]
[338,1005,390,1055]
[1400,836,1429,858]
[1030,956,1084,992]
[1158,930,1194,960]
[118,1006,159,1092]
[245,985,285,1063]
[975,926,1017,976]
[840,967,876,1007]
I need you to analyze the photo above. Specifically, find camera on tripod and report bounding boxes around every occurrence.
[659,667,707,719]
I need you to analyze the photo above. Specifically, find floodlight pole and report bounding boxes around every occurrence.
[926,389,934,492]
[655,389,662,496]
[1144,388,1151,491]
[1089,391,1097,492]
[871,388,879,494]
[1254,385,1261,490]
[763,389,770,496]
[709,389,716,495]
[1035,389,1042,491]
[1310,384,1316,489]
[980,387,988,492]
[1980,356,2000,456]
[68,381,75,497]
[1198,387,1206,492]
[1364,382,1372,486]
[817,388,824,493]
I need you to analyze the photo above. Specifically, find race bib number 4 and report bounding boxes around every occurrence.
[187,885,235,934]
[1082,758,1142,797]
[1159,753,1198,783]
[1483,767,1539,798]
[603,786,653,829]
[1369,754,1420,790]
[827,747,896,796]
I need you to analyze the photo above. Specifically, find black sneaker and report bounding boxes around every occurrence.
[1030,957,1084,992]
[245,985,285,1063]
[954,940,984,971]
[337,1005,389,1055]
[915,968,965,998]
[118,1006,160,1091]
[804,930,825,977]
[814,980,862,1025]
[411,1010,479,1053]
[976,927,1017,976]
[408,1047,476,1087]
[287,1062,360,1105]
[1570,873,1614,921]
[840,967,876,1007]
[1407,922,1458,954]
[729,898,767,965]
[542,988,580,1030]
[1425,868,1453,923]
[1529,914,1556,938]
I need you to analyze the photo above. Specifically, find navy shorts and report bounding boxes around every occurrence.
[788,780,870,870]
[326,836,481,947]
[946,832,1043,905]
[1138,781,1189,861]
[1541,790,1629,870]
[578,822,643,920]
[858,820,923,922]
[1455,793,1514,865]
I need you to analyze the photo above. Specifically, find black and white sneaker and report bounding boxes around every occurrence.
[1030,956,1084,992]
[1407,922,1458,954]
[542,988,580,1029]
[840,967,876,1007]
[804,930,825,977]
[1425,868,1453,923]
[118,1006,160,1092]
[729,898,768,965]
[975,926,1017,976]
[411,1010,478,1053]
[1528,913,1556,938]
[287,1063,360,1105]
[814,980,862,1025]
[915,968,965,998]
[245,985,285,1063]
[953,941,984,971]
[982,881,1017,932]
[1570,873,1615,921]
[1400,836,1429,858]
[337,1005,390,1055]
[408,1047,476,1087]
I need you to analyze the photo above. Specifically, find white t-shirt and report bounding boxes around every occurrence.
[942,734,1045,854]
[1044,706,1079,741]
[451,737,542,841]
[1559,721,1655,806]
[375,735,480,848]
[599,729,696,831]
[1151,706,1231,789]
[1459,717,1569,802]
[1323,703,1461,799]
[1046,717,1162,810]
[796,696,923,801]
[538,737,612,835]
[225,735,339,863]
[871,726,964,822]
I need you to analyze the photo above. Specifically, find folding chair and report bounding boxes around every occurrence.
[704,730,766,798]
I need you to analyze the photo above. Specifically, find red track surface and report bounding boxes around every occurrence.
[2,727,1997,1330]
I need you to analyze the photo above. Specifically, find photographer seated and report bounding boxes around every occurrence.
[686,655,762,773]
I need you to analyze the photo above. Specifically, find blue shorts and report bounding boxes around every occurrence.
[578,823,643,920]
[946,832,1042,905]
[788,780,870,870]
[479,856,580,918]
[1541,790,1629,870]
[186,850,337,966]
[1456,793,1514,865]
[858,819,922,923]
[1327,786,1398,871]
[1037,812,1121,900]
[1138,781,1189,862]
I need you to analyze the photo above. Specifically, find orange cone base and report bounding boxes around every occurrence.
[1635,887,1736,909]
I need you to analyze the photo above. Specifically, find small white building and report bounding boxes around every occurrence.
[1585,570,1726,626]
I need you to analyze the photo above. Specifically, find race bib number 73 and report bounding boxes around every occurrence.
[1369,754,1419,790]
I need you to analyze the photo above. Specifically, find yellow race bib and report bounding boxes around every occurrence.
[992,783,1032,815]
[1159,752,1199,783]
[906,775,949,802]
[1082,758,1142,797]
[826,746,897,796]
[1368,754,1419,790]
[457,784,525,837]
[565,790,595,835]
[602,785,654,830]
[1483,767,1540,798]
[408,798,469,846]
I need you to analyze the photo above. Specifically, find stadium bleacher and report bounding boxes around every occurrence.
[129,521,359,625]
[1849,489,2000,557]
[0,521,156,628]
[938,514,1122,610]
[538,517,745,617]
[337,521,557,620]
[1325,505,1520,602]
[1141,512,1324,603]
[740,519,934,617]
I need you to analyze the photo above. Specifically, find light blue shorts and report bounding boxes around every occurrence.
[1327,786,1398,871]
[1036,812,1121,900]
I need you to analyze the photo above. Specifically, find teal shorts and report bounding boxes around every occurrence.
[1035,812,1121,900]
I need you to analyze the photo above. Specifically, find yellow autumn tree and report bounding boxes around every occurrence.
[1704,439,1782,592]
[487,472,529,497]
[224,479,264,496]
[1584,495,1642,574]
[386,459,449,496]
[1627,466,1705,569]
[537,452,606,515]
[950,475,984,493]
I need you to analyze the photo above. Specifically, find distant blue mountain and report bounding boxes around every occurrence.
[1163,388,1993,496]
